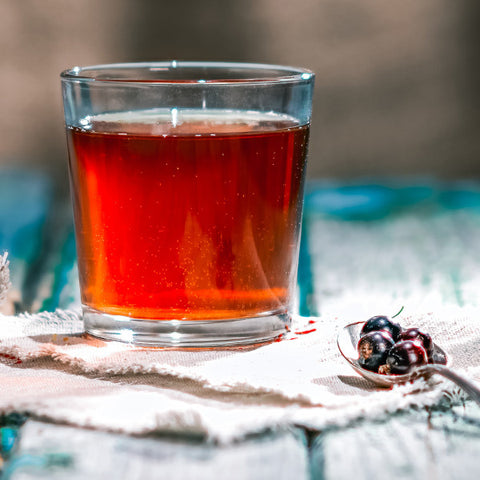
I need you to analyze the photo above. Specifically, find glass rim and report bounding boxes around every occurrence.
[60,61,314,86]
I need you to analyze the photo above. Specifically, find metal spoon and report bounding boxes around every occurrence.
[337,321,480,406]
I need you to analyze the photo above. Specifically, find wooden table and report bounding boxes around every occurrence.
[1,172,479,479]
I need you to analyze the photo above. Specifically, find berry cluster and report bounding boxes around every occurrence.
[357,315,435,375]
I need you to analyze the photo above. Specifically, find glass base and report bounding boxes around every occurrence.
[83,306,291,347]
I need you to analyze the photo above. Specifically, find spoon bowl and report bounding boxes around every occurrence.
[338,321,452,387]
[338,321,480,406]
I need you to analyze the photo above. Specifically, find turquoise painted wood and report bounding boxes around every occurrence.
[2,172,480,479]
[0,170,53,313]
[310,401,480,480]
[4,422,310,480]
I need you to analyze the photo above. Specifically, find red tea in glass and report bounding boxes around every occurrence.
[61,61,314,346]
[67,110,309,320]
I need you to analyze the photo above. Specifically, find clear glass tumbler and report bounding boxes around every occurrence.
[61,61,314,347]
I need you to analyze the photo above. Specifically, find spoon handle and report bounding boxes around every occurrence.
[426,364,480,407]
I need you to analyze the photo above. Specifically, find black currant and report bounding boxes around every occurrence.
[360,315,402,341]
[385,340,427,375]
[357,331,395,373]
[398,328,433,357]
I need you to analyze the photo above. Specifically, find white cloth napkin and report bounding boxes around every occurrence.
[1,308,479,443]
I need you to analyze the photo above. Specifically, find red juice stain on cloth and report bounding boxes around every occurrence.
[294,328,317,335]
[0,353,22,364]
[272,324,315,343]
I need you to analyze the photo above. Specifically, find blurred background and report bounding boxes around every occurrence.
[0,0,479,315]
[0,0,479,186]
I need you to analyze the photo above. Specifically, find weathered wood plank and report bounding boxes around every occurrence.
[306,182,480,318]
[310,401,480,480]
[32,202,79,312]
[8,422,309,480]
[0,171,53,315]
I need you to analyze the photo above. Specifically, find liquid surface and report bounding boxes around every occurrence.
[67,109,309,319]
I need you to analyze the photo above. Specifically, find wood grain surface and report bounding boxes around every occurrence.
[2,176,480,479]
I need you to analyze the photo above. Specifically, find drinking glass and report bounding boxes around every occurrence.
[61,61,314,347]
